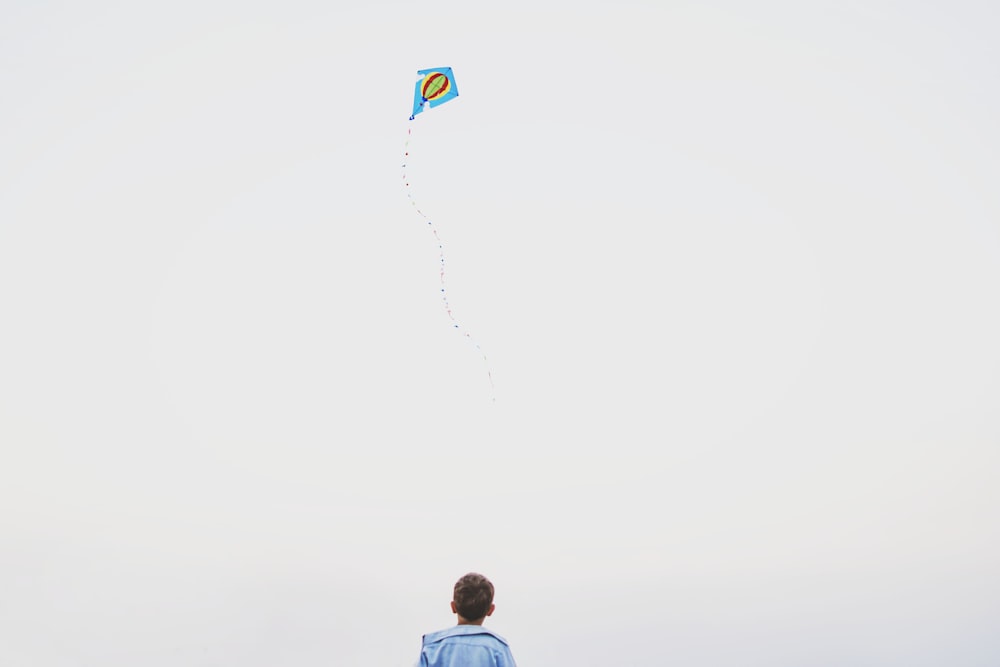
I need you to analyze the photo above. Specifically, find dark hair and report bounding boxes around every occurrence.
[453,572,495,621]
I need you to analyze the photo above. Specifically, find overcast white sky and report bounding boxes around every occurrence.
[2,1,999,665]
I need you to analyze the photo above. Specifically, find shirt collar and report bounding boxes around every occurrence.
[423,625,509,646]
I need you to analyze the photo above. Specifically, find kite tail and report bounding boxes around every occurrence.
[402,118,495,402]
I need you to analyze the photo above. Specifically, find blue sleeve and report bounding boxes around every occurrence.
[496,646,517,667]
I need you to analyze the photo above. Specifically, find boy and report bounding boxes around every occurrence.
[418,572,517,667]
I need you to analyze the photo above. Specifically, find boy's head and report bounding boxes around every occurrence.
[451,572,495,624]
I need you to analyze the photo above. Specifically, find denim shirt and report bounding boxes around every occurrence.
[419,625,517,667]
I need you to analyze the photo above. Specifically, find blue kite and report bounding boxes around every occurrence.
[410,67,459,119]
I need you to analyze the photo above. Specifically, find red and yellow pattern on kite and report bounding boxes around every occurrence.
[421,71,451,102]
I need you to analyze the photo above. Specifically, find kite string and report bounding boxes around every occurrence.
[402,119,495,401]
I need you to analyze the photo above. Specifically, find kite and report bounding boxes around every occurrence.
[402,67,495,401]
[410,67,459,120]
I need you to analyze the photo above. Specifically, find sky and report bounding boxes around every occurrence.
[2,0,999,664]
